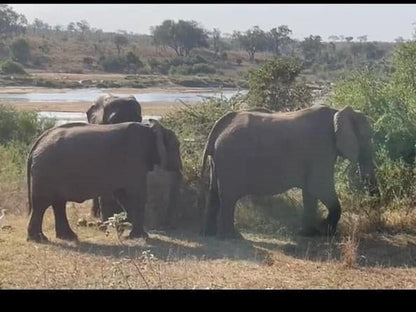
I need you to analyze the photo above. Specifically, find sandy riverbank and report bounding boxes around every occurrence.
[0,84,230,115]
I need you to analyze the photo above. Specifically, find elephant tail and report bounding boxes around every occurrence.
[198,111,237,210]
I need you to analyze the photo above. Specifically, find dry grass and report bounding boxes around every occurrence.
[1,199,416,289]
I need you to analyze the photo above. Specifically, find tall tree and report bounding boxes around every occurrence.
[151,19,208,56]
[267,25,292,57]
[210,28,221,58]
[300,35,323,63]
[233,26,267,62]
[113,34,128,56]
[0,4,27,41]
[76,20,90,40]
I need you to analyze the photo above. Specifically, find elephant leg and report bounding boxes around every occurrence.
[217,195,242,240]
[202,163,220,236]
[115,186,148,239]
[163,172,181,229]
[99,194,123,221]
[90,197,100,218]
[52,200,78,241]
[299,189,320,236]
[313,187,341,236]
[216,176,242,239]
[27,196,49,243]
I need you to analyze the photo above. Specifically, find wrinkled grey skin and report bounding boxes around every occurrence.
[27,120,182,243]
[200,105,379,239]
[86,94,142,125]
[86,94,182,228]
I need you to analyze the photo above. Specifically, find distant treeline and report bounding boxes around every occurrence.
[0,4,399,78]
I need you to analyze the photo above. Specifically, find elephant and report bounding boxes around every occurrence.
[86,93,142,125]
[86,94,182,229]
[26,119,182,243]
[200,105,379,239]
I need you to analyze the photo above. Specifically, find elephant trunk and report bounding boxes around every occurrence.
[358,149,380,197]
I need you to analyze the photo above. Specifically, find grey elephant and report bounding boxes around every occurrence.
[27,120,182,243]
[86,93,142,124]
[86,94,182,228]
[200,105,379,239]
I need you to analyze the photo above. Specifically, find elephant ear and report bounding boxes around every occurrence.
[334,106,359,163]
[87,94,112,124]
[149,119,168,170]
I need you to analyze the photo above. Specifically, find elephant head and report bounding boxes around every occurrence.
[334,106,379,197]
[149,119,182,177]
[86,94,142,124]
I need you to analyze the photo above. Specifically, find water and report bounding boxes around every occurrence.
[0,87,246,125]
[0,88,246,104]
[37,111,162,125]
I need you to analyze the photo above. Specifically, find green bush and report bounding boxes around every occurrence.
[0,105,55,146]
[1,60,26,75]
[247,57,312,111]
[100,56,126,73]
[161,94,245,185]
[10,38,30,64]
[329,41,416,205]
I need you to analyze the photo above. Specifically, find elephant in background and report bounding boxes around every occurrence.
[86,94,142,124]
[86,94,182,229]
[200,105,379,239]
[27,120,182,243]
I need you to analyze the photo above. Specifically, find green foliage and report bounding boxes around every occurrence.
[0,60,26,74]
[151,19,208,56]
[0,104,55,146]
[10,37,30,63]
[233,26,267,62]
[0,4,27,40]
[330,41,416,205]
[247,57,312,111]
[161,94,245,185]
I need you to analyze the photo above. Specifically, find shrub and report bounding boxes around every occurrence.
[161,94,245,185]
[10,38,30,64]
[100,56,126,73]
[191,63,216,74]
[330,41,416,206]
[0,60,26,75]
[0,105,55,146]
[247,57,312,111]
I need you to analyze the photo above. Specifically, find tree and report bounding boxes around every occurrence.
[247,57,312,111]
[233,26,267,62]
[267,25,292,57]
[328,35,339,42]
[10,37,30,64]
[67,22,76,33]
[151,19,208,57]
[395,36,405,43]
[32,18,50,33]
[76,20,90,40]
[0,4,27,41]
[300,35,323,64]
[345,36,354,42]
[125,51,143,73]
[113,34,128,56]
[210,28,221,58]
[357,35,368,42]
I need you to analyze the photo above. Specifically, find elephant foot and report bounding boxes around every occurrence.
[298,226,322,237]
[128,229,149,239]
[217,228,244,240]
[27,232,49,243]
[318,219,338,237]
[56,231,78,242]
[201,223,217,237]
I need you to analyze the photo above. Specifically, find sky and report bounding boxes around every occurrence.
[8,4,416,42]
